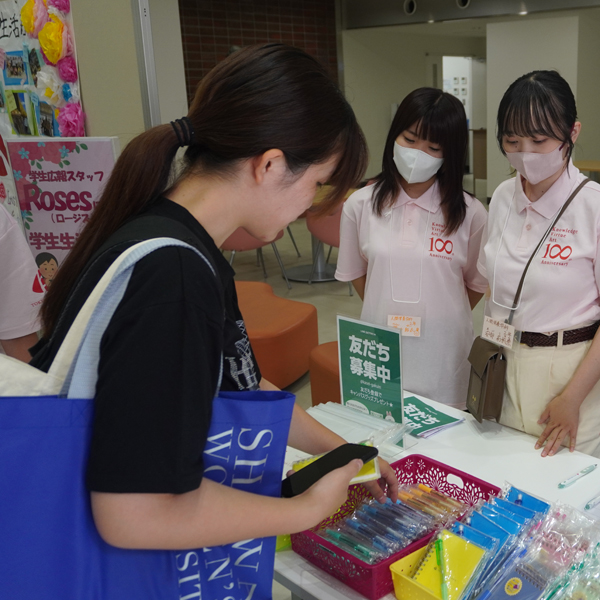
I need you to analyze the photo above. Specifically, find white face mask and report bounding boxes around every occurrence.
[393,142,444,184]
[505,143,566,185]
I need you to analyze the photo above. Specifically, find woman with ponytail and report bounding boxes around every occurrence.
[29,44,398,549]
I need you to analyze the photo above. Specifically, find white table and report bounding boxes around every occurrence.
[274,395,600,600]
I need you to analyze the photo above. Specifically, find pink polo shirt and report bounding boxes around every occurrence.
[478,161,600,332]
[336,182,488,408]
[0,203,42,340]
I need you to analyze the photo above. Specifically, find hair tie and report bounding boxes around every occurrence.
[170,117,195,147]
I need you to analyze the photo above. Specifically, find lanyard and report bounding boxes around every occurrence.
[491,177,589,319]
[491,189,522,311]
[389,194,434,304]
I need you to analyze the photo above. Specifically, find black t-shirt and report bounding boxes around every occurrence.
[30,199,261,494]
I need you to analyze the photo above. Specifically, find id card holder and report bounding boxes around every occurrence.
[388,315,421,337]
[482,316,520,350]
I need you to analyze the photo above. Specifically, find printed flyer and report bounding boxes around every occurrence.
[337,315,403,422]
[7,136,118,288]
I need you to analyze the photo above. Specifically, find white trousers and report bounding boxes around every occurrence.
[500,336,600,458]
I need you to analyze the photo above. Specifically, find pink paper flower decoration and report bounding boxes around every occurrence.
[57,55,77,82]
[57,102,85,137]
[48,0,71,13]
[33,0,50,35]
[61,21,74,57]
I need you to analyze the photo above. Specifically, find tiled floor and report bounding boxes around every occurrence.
[229,176,487,600]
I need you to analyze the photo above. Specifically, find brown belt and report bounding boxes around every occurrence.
[520,322,600,348]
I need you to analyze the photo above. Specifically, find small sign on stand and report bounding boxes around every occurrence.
[337,315,403,423]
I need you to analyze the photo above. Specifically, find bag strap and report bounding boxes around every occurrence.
[507,177,589,325]
[51,238,217,397]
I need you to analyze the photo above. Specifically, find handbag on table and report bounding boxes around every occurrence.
[0,237,294,600]
[466,178,589,423]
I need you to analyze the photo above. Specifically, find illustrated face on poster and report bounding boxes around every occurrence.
[4,51,28,86]
[35,252,59,287]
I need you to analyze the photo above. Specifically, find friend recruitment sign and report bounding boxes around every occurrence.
[337,316,403,422]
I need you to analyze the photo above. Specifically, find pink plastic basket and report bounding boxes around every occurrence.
[290,454,500,600]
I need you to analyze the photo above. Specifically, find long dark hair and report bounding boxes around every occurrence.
[497,70,577,159]
[371,87,468,235]
[41,43,367,335]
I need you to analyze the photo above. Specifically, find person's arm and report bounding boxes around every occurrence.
[466,288,484,310]
[260,378,398,502]
[0,332,39,363]
[91,459,363,550]
[535,327,600,456]
[351,275,366,300]
[288,403,398,502]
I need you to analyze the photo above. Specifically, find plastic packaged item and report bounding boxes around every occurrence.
[480,504,523,536]
[291,454,500,600]
[488,502,530,527]
[406,528,489,600]
[492,496,538,523]
[451,521,500,599]
[504,485,552,515]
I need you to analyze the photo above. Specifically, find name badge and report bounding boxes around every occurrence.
[482,315,516,349]
[388,315,421,337]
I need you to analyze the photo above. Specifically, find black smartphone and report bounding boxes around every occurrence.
[281,443,379,498]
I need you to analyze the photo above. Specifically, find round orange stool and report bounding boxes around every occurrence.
[235,281,318,389]
[309,341,341,406]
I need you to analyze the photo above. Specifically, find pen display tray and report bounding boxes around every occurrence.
[290,454,500,600]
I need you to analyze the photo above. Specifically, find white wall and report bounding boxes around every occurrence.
[342,28,485,178]
[71,0,188,148]
[443,56,473,172]
[470,59,487,130]
[486,16,579,194]
[71,0,146,146]
[443,56,472,122]
[149,0,189,124]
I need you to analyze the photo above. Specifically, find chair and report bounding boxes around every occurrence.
[235,281,319,389]
[309,341,341,406]
[305,204,353,295]
[221,227,291,289]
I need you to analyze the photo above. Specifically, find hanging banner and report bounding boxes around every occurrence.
[337,315,404,422]
[7,136,118,288]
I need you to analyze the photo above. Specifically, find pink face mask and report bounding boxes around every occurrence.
[505,143,566,185]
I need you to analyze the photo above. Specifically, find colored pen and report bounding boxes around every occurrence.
[435,536,449,600]
[585,491,600,511]
[558,463,597,488]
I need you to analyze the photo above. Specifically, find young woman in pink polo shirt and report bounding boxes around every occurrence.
[478,70,600,458]
[336,88,488,409]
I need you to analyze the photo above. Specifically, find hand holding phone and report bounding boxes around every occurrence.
[281,443,378,498]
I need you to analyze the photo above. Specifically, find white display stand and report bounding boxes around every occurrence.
[275,394,600,600]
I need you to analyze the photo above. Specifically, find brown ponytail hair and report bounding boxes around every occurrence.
[40,43,367,336]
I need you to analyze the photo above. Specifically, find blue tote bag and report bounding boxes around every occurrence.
[0,239,294,600]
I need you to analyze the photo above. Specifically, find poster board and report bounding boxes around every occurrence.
[7,136,118,284]
[337,315,404,422]
[0,0,84,138]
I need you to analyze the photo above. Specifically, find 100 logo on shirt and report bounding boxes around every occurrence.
[542,243,572,260]
[429,237,453,254]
